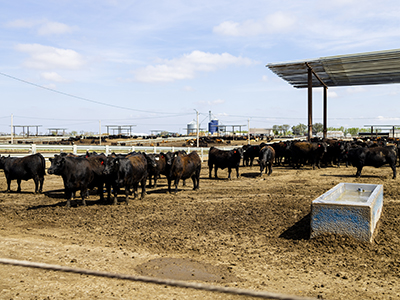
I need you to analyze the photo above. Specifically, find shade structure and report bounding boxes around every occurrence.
[267,49,400,88]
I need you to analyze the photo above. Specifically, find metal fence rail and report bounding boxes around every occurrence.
[0,144,238,161]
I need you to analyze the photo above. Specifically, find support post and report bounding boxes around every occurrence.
[323,86,327,139]
[308,67,313,141]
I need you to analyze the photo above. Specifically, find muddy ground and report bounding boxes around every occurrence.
[0,153,400,299]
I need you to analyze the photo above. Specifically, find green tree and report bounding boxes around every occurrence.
[282,124,290,135]
[292,123,307,135]
[312,123,324,134]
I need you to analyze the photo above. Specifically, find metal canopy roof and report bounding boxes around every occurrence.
[267,49,400,88]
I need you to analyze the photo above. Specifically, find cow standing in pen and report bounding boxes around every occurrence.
[208,147,243,179]
[0,153,45,194]
[167,151,201,193]
[346,146,397,179]
[258,145,275,176]
[47,155,94,207]
[103,152,149,204]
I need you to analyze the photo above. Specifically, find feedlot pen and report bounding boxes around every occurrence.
[0,145,400,299]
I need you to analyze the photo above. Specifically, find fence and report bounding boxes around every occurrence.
[0,144,237,162]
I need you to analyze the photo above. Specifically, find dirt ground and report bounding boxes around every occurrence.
[0,151,400,300]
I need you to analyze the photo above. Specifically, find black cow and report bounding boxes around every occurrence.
[208,147,243,179]
[242,144,264,167]
[346,146,397,179]
[167,151,201,193]
[103,153,148,204]
[0,153,45,193]
[257,146,275,176]
[147,152,170,188]
[270,141,291,166]
[290,141,328,169]
[48,155,94,207]
[85,153,108,202]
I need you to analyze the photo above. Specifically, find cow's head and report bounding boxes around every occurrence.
[144,153,158,168]
[103,156,119,176]
[47,155,65,175]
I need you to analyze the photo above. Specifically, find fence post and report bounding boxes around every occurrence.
[73,145,77,155]
[154,146,156,153]
[106,145,110,156]
[201,148,204,162]
[31,144,36,154]
[131,146,135,153]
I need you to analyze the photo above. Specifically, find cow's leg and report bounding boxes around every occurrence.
[391,164,396,179]
[33,175,39,194]
[113,190,118,205]
[6,177,11,193]
[167,178,172,193]
[356,166,363,178]
[65,190,72,208]
[81,188,87,206]
[124,185,130,204]
[140,178,146,199]
[17,179,22,193]
[208,164,213,178]
[105,183,111,204]
[236,166,240,178]
[174,177,180,193]
[227,167,232,179]
[39,176,44,193]
[191,175,196,190]
[132,183,138,199]
[214,167,218,179]
[268,163,273,176]
[259,163,264,176]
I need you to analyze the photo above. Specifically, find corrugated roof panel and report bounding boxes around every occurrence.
[267,49,400,88]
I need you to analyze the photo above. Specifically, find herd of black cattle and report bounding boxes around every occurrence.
[0,137,398,207]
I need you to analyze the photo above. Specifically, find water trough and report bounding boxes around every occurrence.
[311,183,383,242]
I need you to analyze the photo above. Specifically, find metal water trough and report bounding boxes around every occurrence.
[311,183,383,242]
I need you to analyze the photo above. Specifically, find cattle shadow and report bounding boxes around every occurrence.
[241,172,261,178]
[321,174,380,179]
[1,190,40,195]
[279,213,311,241]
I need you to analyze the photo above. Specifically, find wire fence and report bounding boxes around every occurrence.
[0,258,318,300]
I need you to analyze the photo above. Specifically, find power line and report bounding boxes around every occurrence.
[0,71,187,116]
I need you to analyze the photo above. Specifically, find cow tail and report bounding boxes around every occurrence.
[39,153,46,176]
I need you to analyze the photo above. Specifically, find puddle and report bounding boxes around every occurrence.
[135,257,240,283]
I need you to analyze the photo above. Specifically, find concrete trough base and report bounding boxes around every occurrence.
[311,183,383,243]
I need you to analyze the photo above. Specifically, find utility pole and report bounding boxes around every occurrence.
[10,114,13,145]
[195,109,199,147]
[99,120,102,146]
[247,118,250,145]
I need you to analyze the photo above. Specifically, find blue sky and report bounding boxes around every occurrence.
[1,0,400,135]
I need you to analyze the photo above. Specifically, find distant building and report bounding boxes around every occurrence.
[249,128,274,136]
[316,131,344,138]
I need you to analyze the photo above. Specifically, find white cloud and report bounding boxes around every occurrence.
[37,21,75,35]
[40,72,69,82]
[213,12,296,37]
[198,99,225,106]
[6,19,76,35]
[15,44,85,70]
[134,50,257,83]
